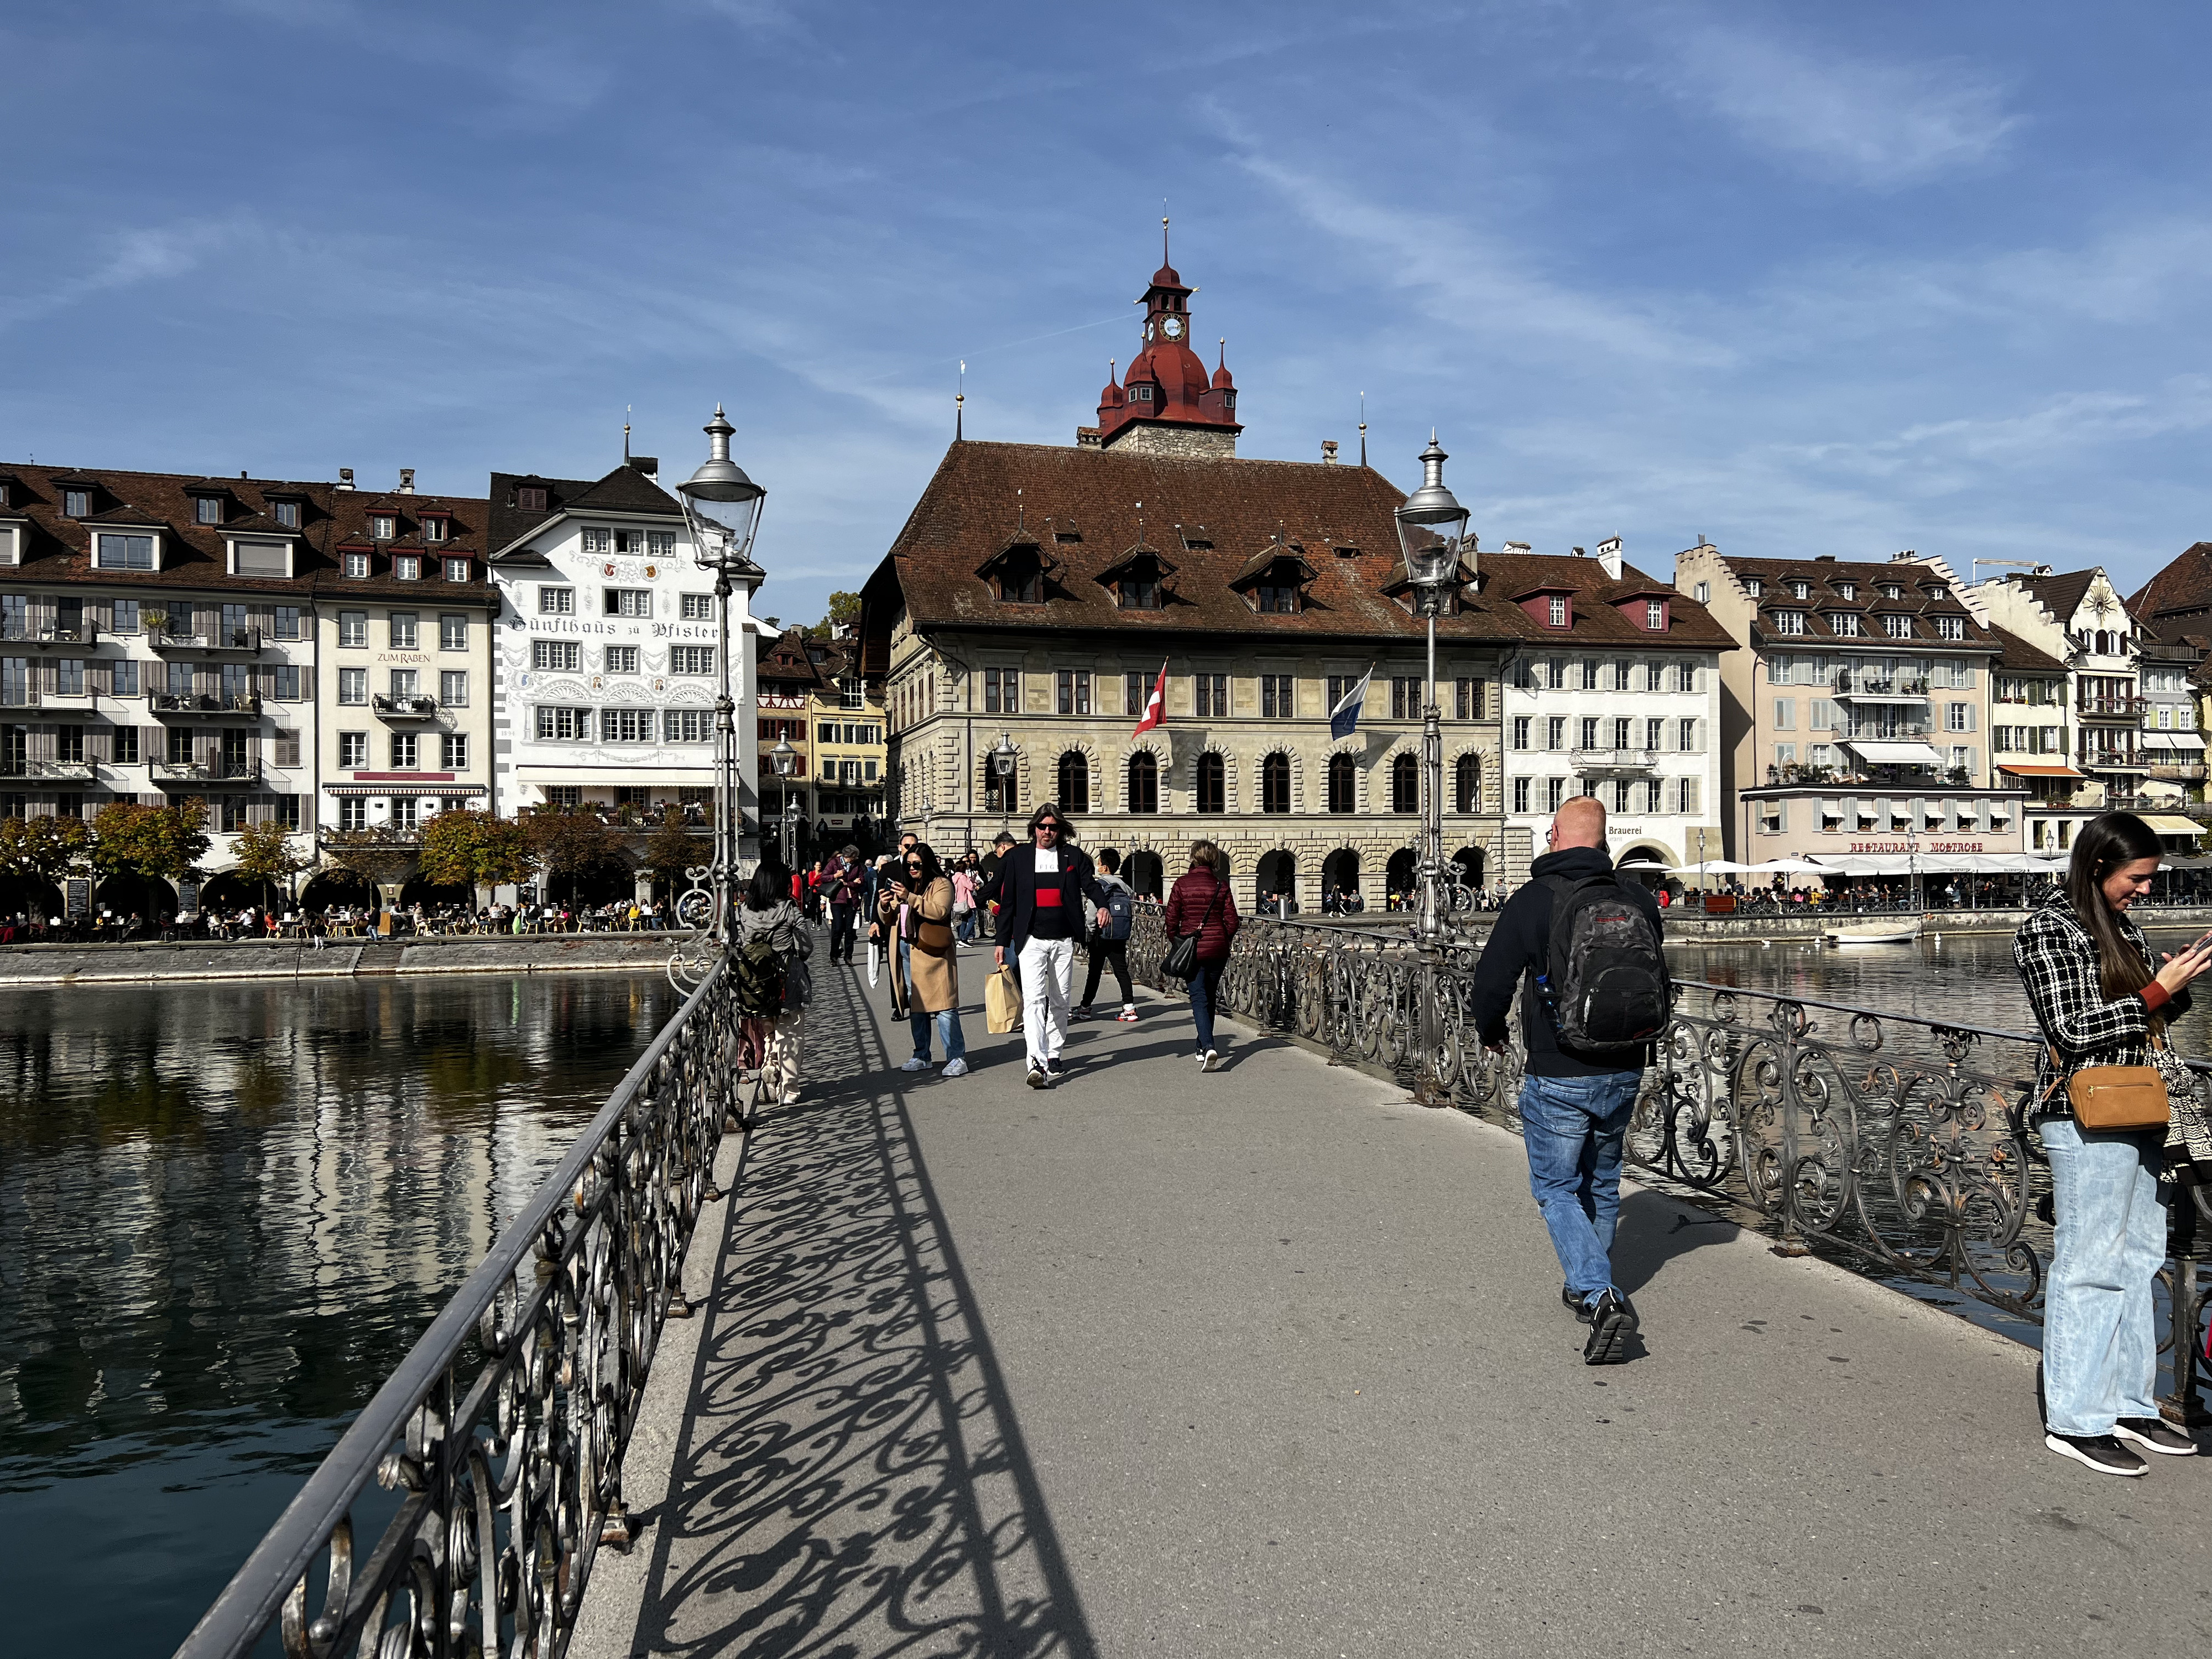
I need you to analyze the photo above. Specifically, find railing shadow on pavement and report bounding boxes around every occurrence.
[612,953,1099,1659]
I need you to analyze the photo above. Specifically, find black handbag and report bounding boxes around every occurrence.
[1162,882,1223,983]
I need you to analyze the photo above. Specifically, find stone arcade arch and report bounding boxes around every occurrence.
[1450,846,1485,889]
[1386,847,1418,904]
[1322,847,1361,907]
[1126,848,1165,899]
[1254,848,1297,909]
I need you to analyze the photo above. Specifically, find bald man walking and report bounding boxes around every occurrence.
[1470,796,1667,1364]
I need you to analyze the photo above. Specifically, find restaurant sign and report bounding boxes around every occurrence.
[1849,840,1985,853]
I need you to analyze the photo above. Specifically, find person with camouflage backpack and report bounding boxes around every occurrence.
[736,862,811,1105]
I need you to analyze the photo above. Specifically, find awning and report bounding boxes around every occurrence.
[512,765,717,787]
[2141,815,2204,836]
[1996,763,2085,779]
[2142,732,2207,752]
[1842,740,1948,766]
[323,784,488,797]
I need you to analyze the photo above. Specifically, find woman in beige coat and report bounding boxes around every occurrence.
[879,841,967,1076]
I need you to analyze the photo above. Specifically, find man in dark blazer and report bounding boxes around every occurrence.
[993,802,1110,1088]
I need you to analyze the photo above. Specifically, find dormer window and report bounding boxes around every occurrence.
[1233,547,1317,615]
[1123,572,1161,610]
[195,496,223,525]
[95,532,156,570]
[422,515,447,544]
[273,499,301,528]
[1882,613,1913,639]
[1131,385,1155,403]
[1934,614,1965,641]
[1548,596,1568,627]
[345,551,370,579]
[1772,610,1807,636]
[1790,580,1809,600]
[1644,599,1665,630]
[394,555,421,581]
[1837,581,1856,599]
[1744,577,1763,597]
[444,556,470,583]
[997,549,1044,604]
[372,514,397,540]
[1880,583,1903,599]
[1831,612,1863,637]
[517,486,548,513]
[64,489,90,518]
[1257,583,1299,614]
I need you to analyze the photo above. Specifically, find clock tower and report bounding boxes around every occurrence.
[1083,220,1242,458]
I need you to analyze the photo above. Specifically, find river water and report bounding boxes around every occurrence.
[0,972,685,1659]
[3,938,2207,1657]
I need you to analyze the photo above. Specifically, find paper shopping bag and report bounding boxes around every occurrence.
[984,966,1022,1034]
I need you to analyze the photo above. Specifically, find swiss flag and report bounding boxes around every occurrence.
[1130,659,1168,738]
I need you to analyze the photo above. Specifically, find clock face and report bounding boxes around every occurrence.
[1161,315,1185,340]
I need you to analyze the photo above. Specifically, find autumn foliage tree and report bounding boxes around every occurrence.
[418,808,534,893]
[227,818,309,906]
[0,814,90,894]
[523,807,621,899]
[319,826,420,910]
[643,805,709,891]
[90,801,210,884]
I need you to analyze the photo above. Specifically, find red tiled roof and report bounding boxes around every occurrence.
[2127,541,2212,626]
[1989,624,2068,675]
[1703,551,1994,649]
[862,440,1734,660]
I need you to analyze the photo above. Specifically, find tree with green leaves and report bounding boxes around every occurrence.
[227,818,309,906]
[0,814,88,885]
[418,808,534,892]
[643,805,709,891]
[90,800,210,883]
[803,590,860,639]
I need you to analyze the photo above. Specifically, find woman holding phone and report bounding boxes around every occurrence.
[2014,811,2210,1474]
[879,841,967,1077]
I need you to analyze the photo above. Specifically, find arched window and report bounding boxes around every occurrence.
[1126,750,1158,813]
[1196,752,1225,814]
[1057,749,1089,814]
[1454,753,1479,815]
[1391,752,1419,813]
[1261,752,1291,813]
[1327,752,1356,814]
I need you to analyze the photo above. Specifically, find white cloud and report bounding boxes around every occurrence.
[1673,26,2021,187]
[0,217,253,331]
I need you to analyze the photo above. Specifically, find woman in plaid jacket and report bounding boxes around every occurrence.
[2013,811,2210,1474]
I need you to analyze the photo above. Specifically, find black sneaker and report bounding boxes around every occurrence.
[1046,1058,1068,1078]
[1071,1005,1094,1021]
[1562,1285,1594,1323]
[1026,1066,1050,1091]
[2045,1431,2149,1475]
[1582,1290,1637,1364]
[2113,1417,2199,1457]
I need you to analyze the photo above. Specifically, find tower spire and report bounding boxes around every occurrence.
[956,359,965,441]
[1359,392,1367,466]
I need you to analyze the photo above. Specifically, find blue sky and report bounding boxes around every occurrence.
[2,1,2205,624]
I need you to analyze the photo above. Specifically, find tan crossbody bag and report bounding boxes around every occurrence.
[2041,1040,2171,1131]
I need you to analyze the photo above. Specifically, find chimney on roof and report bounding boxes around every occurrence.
[399,468,416,494]
[337,468,354,491]
[1503,541,1531,555]
[1891,549,1917,562]
[1321,440,1338,465]
[1572,545,1585,556]
[1595,535,1623,580]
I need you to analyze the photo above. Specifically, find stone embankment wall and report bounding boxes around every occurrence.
[0,931,700,986]
[1324,906,2212,944]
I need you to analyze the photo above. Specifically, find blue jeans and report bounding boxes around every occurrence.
[1188,958,1226,1054]
[1519,1070,1642,1304]
[2038,1117,2165,1436]
[910,1006,967,1065]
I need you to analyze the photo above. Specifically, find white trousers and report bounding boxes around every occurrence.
[763,1008,805,1105]
[1018,936,1074,1070]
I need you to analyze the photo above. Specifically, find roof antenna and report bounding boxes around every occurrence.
[1162,206,1169,265]
[956,359,965,441]
[1359,392,1368,467]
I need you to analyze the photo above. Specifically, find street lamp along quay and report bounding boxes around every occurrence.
[669,403,766,983]
[1393,432,1472,1107]
[769,735,800,869]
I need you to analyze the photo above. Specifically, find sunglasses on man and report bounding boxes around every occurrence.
[1036,821,1062,834]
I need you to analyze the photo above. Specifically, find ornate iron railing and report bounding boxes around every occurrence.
[1128,906,2210,1423]
[174,961,743,1659]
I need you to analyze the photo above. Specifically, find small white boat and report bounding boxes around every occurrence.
[1823,920,1922,946]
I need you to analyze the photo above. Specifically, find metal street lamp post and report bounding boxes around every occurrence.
[1394,432,1473,1107]
[670,404,766,980]
[770,736,799,869]
[992,732,1018,833]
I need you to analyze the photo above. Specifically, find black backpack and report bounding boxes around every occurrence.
[734,932,786,1018]
[1538,874,1670,1055]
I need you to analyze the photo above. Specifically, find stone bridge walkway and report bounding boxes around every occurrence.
[577,946,2210,1658]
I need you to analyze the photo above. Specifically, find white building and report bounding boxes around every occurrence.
[485,445,762,863]
[1494,540,1728,876]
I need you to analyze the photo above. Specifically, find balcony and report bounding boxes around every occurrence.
[0,623,102,649]
[151,758,262,787]
[1830,675,1929,702]
[2077,695,2148,721]
[2080,751,2146,774]
[1569,748,1657,776]
[372,692,440,721]
[151,691,262,719]
[149,626,263,654]
[2148,761,2208,783]
[0,758,98,782]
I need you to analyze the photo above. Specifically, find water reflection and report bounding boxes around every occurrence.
[0,973,681,1659]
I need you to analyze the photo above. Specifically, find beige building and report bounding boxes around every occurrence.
[314,482,497,841]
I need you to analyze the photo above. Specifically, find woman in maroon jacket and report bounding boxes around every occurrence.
[1162,838,1241,1071]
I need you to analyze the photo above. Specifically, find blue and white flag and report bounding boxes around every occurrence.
[1329,666,1374,740]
